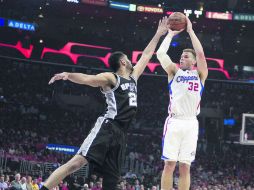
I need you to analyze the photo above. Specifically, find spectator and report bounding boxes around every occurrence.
[26,176,32,190]
[91,181,102,190]
[83,183,89,190]
[68,176,81,190]
[31,179,39,190]
[126,183,134,190]
[11,173,22,190]
[90,174,97,183]
[20,177,27,190]
[5,175,10,187]
[119,181,126,190]
[61,181,68,190]
[0,174,8,189]
[89,181,94,189]
[37,178,43,189]
[134,179,141,190]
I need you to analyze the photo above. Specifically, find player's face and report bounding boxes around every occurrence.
[179,52,196,70]
[122,55,133,72]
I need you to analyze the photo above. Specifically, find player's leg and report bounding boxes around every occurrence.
[102,166,120,190]
[178,162,190,190]
[41,155,87,190]
[161,161,176,190]
[101,143,121,190]
[102,122,125,190]
[178,119,199,190]
[41,117,108,190]
[161,117,182,190]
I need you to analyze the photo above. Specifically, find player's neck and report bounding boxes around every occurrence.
[116,69,132,79]
[181,67,193,71]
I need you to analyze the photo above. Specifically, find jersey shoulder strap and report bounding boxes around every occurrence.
[130,75,137,84]
[101,73,120,94]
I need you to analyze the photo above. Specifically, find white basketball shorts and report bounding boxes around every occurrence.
[161,116,199,165]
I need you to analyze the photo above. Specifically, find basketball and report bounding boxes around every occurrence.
[168,12,187,31]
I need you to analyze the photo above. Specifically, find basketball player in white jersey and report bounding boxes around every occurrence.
[157,17,208,190]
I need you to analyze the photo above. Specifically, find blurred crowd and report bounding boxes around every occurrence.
[1,142,254,190]
[1,58,254,190]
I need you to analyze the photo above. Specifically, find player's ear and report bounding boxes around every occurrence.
[119,58,126,66]
[192,61,196,67]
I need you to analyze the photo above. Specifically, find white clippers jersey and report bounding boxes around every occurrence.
[168,69,204,118]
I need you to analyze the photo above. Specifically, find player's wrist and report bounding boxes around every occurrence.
[167,32,174,38]
[155,31,163,37]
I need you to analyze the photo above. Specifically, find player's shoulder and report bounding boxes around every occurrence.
[192,69,204,79]
[174,68,182,75]
[100,72,114,77]
[99,72,118,86]
[186,69,199,76]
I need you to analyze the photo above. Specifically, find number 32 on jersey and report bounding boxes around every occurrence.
[188,82,199,92]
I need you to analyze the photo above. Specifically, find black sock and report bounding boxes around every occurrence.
[40,186,49,190]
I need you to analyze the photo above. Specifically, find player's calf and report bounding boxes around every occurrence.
[178,162,191,190]
[41,155,87,190]
[161,161,176,190]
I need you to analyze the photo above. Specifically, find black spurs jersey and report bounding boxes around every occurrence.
[101,73,137,127]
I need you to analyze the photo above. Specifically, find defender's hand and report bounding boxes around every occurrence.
[156,16,170,36]
[48,72,69,84]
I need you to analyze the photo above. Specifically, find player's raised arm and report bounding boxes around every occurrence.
[131,17,169,80]
[186,17,208,83]
[48,72,116,88]
[157,27,183,79]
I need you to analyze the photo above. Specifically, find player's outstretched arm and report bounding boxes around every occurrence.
[48,72,116,88]
[186,17,208,82]
[131,16,169,80]
[157,27,183,79]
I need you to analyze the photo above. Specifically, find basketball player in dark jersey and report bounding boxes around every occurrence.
[40,17,169,190]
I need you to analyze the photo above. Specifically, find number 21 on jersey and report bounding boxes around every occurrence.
[128,92,137,106]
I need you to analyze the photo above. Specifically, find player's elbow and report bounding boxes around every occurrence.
[88,83,100,88]
[156,49,167,57]
[89,83,99,88]
[142,49,153,58]
[156,52,166,62]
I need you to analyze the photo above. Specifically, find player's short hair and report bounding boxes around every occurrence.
[108,51,125,72]
[183,49,196,60]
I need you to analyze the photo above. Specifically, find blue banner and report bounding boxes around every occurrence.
[8,20,36,31]
[109,1,130,11]
[0,18,4,27]
[224,119,235,126]
[46,144,79,155]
